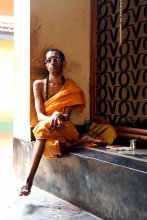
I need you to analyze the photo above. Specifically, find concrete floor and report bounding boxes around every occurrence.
[0,136,101,220]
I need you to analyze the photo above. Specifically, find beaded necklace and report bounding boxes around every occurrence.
[46,74,49,101]
[45,75,65,101]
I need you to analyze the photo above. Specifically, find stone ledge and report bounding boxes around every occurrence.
[13,138,147,220]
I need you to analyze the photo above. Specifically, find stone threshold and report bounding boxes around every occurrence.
[13,138,147,220]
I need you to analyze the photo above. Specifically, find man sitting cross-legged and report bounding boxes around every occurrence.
[19,49,107,196]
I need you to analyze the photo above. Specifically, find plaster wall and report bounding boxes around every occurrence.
[13,0,91,141]
[13,0,30,140]
[0,38,14,132]
[0,39,14,115]
[30,0,91,126]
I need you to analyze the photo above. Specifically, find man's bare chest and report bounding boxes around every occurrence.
[47,84,63,99]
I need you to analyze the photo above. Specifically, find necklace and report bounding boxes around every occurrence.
[46,74,49,101]
[46,75,65,101]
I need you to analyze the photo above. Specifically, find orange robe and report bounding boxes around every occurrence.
[33,79,86,159]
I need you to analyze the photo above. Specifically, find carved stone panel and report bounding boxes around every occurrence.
[94,0,147,129]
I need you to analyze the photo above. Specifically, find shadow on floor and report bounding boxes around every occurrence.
[0,136,100,220]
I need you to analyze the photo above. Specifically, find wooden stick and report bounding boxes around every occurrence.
[116,131,147,141]
[114,126,147,136]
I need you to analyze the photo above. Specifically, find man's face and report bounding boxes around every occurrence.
[45,51,64,75]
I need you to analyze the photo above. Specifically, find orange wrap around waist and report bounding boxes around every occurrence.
[33,79,86,158]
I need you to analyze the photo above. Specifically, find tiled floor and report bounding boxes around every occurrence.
[0,136,101,220]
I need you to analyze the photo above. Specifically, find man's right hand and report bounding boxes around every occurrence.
[49,111,65,130]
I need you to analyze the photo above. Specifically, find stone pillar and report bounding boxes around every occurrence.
[13,0,31,141]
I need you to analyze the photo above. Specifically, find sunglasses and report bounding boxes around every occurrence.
[45,57,62,63]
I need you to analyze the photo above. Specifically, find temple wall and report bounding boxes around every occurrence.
[13,0,91,141]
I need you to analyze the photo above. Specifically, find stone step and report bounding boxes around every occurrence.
[13,138,147,220]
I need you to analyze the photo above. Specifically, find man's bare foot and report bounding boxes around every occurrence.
[19,183,32,196]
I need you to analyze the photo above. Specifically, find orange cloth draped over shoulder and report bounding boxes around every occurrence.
[33,79,86,159]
